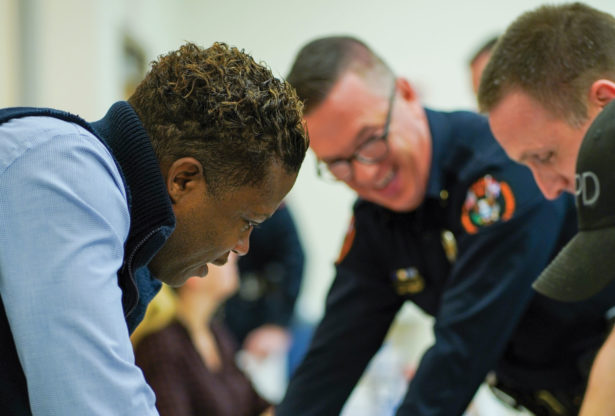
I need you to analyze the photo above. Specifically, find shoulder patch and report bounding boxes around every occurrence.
[336,216,356,264]
[461,174,515,234]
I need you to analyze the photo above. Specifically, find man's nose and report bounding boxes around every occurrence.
[351,161,380,186]
[232,230,252,256]
[532,170,567,200]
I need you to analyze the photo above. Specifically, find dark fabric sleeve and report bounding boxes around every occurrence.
[258,204,305,327]
[396,194,573,415]
[276,209,405,415]
[227,203,306,343]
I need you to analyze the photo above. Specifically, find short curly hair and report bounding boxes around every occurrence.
[128,42,308,196]
[478,3,615,127]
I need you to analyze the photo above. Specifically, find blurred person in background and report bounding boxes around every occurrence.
[468,35,499,99]
[135,255,272,416]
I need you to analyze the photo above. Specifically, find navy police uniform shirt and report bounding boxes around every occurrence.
[277,109,615,415]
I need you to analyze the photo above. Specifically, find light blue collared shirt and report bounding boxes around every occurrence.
[0,116,158,415]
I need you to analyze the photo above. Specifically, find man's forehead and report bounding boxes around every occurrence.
[242,204,272,222]
[489,91,542,132]
[488,92,540,157]
[309,74,375,117]
[331,71,384,103]
[217,188,277,224]
[306,72,386,156]
[491,89,538,117]
[237,167,296,218]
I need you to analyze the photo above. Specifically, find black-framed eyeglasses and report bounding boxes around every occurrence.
[316,85,396,182]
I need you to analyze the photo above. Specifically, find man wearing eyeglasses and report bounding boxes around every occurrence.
[275,36,612,416]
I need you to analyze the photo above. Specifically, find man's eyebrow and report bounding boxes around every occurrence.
[518,152,531,163]
[518,148,543,163]
[247,212,271,223]
[354,125,379,143]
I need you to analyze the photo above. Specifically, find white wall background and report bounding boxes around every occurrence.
[4,0,615,324]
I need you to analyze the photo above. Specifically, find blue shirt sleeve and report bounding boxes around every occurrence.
[0,117,159,415]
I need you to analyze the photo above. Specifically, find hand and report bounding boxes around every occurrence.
[260,406,275,416]
[404,364,417,381]
[243,325,291,359]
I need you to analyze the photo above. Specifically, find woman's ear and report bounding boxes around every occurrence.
[166,157,204,204]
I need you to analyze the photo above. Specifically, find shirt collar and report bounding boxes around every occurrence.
[424,108,453,200]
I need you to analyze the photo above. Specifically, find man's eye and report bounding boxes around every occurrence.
[535,151,554,163]
[241,221,257,233]
[360,131,386,148]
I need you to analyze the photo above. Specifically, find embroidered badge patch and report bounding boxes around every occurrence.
[336,216,356,264]
[461,174,515,234]
[392,267,425,295]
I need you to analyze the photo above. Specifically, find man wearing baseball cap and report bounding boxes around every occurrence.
[532,101,615,415]
[477,3,615,414]
[533,100,615,302]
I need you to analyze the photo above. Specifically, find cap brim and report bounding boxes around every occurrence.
[533,227,615,302]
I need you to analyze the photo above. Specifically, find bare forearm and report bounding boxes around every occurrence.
[580,328,615,415]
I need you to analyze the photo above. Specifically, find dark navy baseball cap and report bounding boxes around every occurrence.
[533,99,615,301]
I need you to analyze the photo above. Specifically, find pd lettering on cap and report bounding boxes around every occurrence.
[575,171,600,206]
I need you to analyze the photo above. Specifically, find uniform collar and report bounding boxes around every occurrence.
[424,108,453,201]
